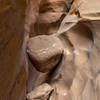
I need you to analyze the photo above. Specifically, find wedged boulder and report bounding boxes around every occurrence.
[27,35,63,72]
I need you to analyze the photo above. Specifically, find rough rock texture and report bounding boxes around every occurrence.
[27,0,73,37]
[1,0,100,100]
[0,0,27,100]
[27,60,48,92]
[26,0,100,100]
[27,35,63,72]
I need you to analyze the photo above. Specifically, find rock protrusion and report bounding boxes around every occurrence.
[27,35,63,72]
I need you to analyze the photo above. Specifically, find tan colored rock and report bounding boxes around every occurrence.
[29,0,73,36]
[27,83,53,100]
[25,0,42,34]
[70,0,100,20]
[67,23,94,79]
[38,0,68,24]
[27,60,48,92]
[51,81,71,100]
[70,70,87,100]
[27,35,63,72]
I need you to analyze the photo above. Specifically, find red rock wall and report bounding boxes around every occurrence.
[0,0,27,100]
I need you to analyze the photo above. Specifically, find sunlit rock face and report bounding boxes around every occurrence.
[27,35,63,73]
[26,0,100,100]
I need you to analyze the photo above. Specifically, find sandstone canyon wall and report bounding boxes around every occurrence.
[0,0,100,100]
[0,0,27,100]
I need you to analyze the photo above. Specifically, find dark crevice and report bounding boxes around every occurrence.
[47,89,54,100]
[65,0,74,13]
[45,53,63,83]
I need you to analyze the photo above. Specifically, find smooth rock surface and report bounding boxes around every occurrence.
[27,83,53,100]
[0,0,27,100]
[27,35,63,72]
